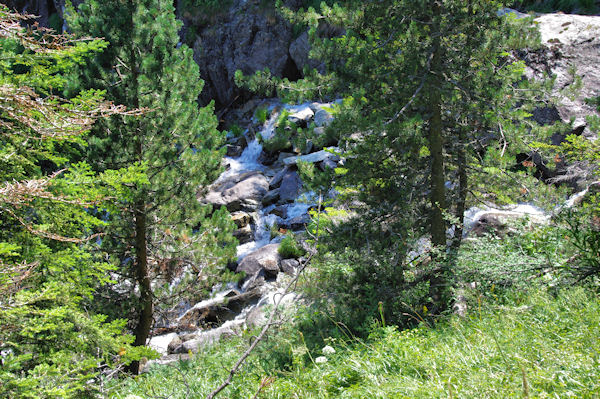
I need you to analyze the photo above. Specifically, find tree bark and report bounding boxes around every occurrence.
[427,0,448,312]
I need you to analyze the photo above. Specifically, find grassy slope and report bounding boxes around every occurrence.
[111,287,599,398]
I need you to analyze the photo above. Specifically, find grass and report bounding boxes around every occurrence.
[109,286,600,398]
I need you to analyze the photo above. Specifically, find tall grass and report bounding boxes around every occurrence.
[110,287,600,398]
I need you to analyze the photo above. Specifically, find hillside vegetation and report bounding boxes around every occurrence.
[1,0,599,398]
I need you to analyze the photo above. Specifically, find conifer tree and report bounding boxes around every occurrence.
[0,7,152,395]
[65,0,236,358]
[262,0,546,317]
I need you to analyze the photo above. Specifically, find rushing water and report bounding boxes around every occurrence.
[149,103,317,355]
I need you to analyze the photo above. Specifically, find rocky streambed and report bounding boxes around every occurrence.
[147,101,340,365]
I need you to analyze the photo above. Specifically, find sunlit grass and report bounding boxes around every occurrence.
[110,287,600,398]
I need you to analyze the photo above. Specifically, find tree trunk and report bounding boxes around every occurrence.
[133,201,152,349]
[427,0,448,312]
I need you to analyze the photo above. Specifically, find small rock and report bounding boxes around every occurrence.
[280,258,300,275]
[167,335,183,354]
[233,224,253,244]
[231,211,251,228]
[279,214,310,230]
[318,158,338,171]
[269,205,287,218]
[226,144,243,157]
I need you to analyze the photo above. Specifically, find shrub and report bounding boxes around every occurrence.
[278,234,305,259]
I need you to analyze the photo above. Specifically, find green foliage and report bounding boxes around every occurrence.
[253,104,270,124]
[278,233,306,258]
[66,0,236,349]
[0,7,150,396]
[110,287,600,398]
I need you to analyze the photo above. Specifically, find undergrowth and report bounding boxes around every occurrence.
[110,286,600,398]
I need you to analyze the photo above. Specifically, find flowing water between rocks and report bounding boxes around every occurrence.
[147,101,338,363]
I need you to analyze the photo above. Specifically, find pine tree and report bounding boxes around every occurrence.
[65,0,236,361]
[0,7,153,396]
[263,0,546,318]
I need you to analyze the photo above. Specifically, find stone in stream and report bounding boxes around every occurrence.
[236,243,282,279]
[279,171,302,203]
[203,171,269,212]
[269,166,292,189]
[231,211,251,228]
[279,214,311,231]
[226,144,244,157]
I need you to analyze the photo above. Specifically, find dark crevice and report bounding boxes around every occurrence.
[282,56,302,81]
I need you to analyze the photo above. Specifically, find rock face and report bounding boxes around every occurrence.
[189,0,298,106]
[203,171,269,211]
[525,13,600,131]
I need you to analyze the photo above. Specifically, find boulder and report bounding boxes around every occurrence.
[283,148,340,166]
[236,244,282,278]
[289,31,325,74]
[190,1,295,106]
[279,171,302,203]
[203,171,269,211]
[287,105,314,125]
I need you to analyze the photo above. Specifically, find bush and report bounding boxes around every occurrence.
[278,234,305,259]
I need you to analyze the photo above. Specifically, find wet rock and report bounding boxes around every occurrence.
[269,205,287,218]
[203,171,269,211]
[280,258,300,275]
[262,188,281,206]
[236,244,281,278]
[279,171,302,203]
[177,289,261,328]
[226,144,244,157]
